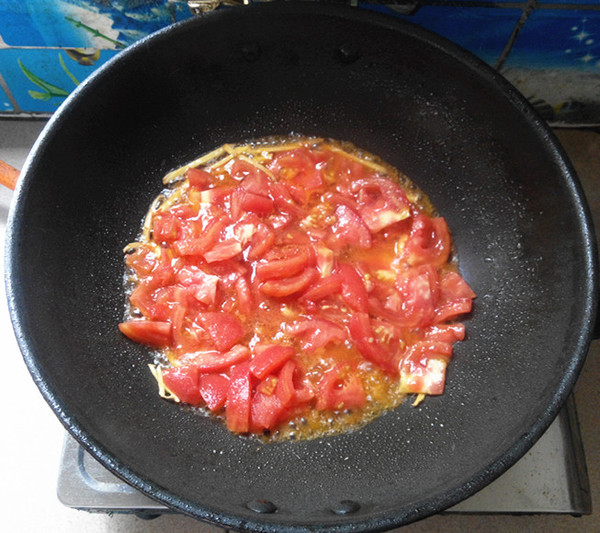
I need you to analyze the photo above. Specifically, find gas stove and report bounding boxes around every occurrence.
[56,393,591,519]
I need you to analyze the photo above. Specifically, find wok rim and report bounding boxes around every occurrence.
[5,3,598,531]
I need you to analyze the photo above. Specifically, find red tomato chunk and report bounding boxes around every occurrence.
[120,139,476,440]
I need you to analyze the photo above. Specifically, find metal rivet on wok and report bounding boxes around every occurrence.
[246,499,277,514]
[331,500,361,515]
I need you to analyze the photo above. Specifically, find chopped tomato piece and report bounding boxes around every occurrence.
[269,148,324,191]
[269,182,307,218]
[439,271,476,301]
[119,320,172,347]
[260,267,318,297]
[287,318,347,352]
[424,323,466,343]
[173,217,228,257]
[393,264,440,328]
[348,313,396,374]
[403,214,451,268]
[232,189,274,217]
[301,273,343,302]
[187,167,213,189]
[275,360,297,407]
[255,246,311,281]
[435,299,473,323]
[351,177,410,232]
[234,275,253,315]
[162,365,202,405]
[125,245,158,277]
[198,373,229,410]
[434,271,475,323]
[313,242,335,277]
[152,213,180,244]
[198,186,234,205]
[199,312,245,351]
[203,239,243,263]
[337,263,369,312]
[330,204,372,249]
[226,362,252,433]
[250,344,295,379]
[176,266,219,306]
[190,345,250,373]
[316,364,367,411]
[230,159,270,187]
[246,222,275,260]
[251,390,287,432]
[398,341,453,395]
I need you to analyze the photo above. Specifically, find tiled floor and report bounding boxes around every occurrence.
[0,122,598,532]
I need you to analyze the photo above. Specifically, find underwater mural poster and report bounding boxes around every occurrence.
[0,1,599,124]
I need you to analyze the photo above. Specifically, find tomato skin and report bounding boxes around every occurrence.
[187,167,213,189]
[287,318,347,352]
[275,360,296,407]
[393,264,440,328]
[269,148,324,191]
[348,313,396,374]
[316,364,367,411]
[125,245,158,277]
[434,271,475,323]
[351,177,410,232]
[259,267,318,298]
[173,217,228,257]
[231,159,270,187]
[246,222,275,260]
[439,271,476,300]
[403,214,451,268]
[424,323,466,343]
[398,341,453,395]
[203,239,243,263]
[162,365,202,405]
[199,312,245,351]
[301,273,343,302]
[152,213,180,244]
[234,275,253,315]
[255,246,311,281]
[251,390,287,432]
[198,373,229,410]
[250,344,295,379]
[119,320,172,347]
[190,344,250,373]
[435,299,473,323]
[226,362,253,433]
[330,205,372,249]
[337,263,369,312]
[231,188,274,219]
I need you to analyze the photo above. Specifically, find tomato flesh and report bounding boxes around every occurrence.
[119,320,171,347]
[162,365,202,405]
[199,373,229,411]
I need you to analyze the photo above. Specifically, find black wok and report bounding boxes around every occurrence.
[5,4,598,532]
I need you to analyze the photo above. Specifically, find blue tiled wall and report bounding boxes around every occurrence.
[1,1,599,124]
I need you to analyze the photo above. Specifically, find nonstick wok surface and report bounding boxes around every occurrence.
[5,4,598,532]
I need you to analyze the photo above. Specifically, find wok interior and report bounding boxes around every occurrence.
[8,5,594,530]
